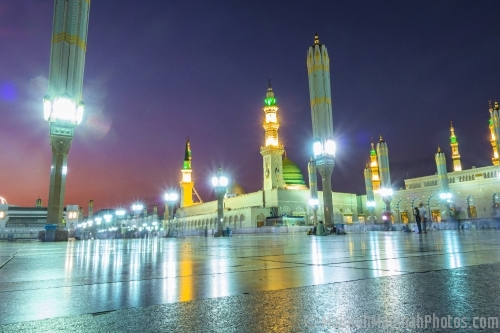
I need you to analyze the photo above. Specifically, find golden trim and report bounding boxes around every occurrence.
[52,32,87,51]
[307,65,330,74]
[310,97,331,107]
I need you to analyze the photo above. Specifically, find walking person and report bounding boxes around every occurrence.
[414,207,422,233]
[419,203,428,233]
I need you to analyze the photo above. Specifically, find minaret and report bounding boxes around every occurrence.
[180,138,194,207]
[376,135,392,220]
[435,147,450,193]
[369,140,381,193]
[307,34,335,225]
[44,0,91,228]
[88,199,94,221]
[36,197,42,208]
[260,81,285,191]
[449,121,462,171]
[489,101,500,165]
[364,163,375,223]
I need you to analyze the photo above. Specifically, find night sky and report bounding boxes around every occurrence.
[1,1,500,213]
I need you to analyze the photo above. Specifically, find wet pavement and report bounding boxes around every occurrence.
[1,230,500,332]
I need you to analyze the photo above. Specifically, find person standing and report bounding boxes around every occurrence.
[414,207,422,233]
[419,203,428,233]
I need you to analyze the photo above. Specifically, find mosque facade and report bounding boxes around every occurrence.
[175,80,358,230]
[362,102,500,224]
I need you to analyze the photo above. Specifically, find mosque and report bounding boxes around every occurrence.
[173,106,500,232]
[362,102,500,225]
[174,82,359,230]
[2,36,500,234]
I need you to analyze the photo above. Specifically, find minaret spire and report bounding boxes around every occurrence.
[260,82,284,190]
[450,121,462,171]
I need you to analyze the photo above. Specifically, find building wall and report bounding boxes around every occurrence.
[360,165,500,222]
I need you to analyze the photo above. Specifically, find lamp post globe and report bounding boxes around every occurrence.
[312,138,336,225]
[164,188,179,237]
[309,198,319,227]
[212,167,228,237]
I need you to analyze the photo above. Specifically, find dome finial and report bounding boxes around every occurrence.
[314,33,320,45]
[437,146,441,153]
[379,134,383,142]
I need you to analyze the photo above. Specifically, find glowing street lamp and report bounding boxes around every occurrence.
[212,167,228,237]
[309,198,319,227]
[43,0,91,236]
[164,188,179,237]
[312,138,336,225]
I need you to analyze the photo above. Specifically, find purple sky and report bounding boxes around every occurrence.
[1,1,500,213]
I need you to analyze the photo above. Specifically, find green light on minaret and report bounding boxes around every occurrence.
[450,136,457,144]
[183,138,191,170]
[370,148,376,156]
[264,97,276,106]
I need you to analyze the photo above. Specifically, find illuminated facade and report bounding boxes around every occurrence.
[362,118,500,223]
[176,80,357,229]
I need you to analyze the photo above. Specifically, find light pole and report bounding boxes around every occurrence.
[164,189,179,237]
[116,209,126,237]
[367,201,376,224]
[212,167,228,237]
[132,203,143,236]
[309,198,319,227]
[44,1,90,237]
[380,187,393,229]
[313,138,336,225]
[440,192,452,222]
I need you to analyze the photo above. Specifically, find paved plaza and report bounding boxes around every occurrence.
[1,230,500,332]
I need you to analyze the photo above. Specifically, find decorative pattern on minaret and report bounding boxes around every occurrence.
[376,135,391,191]
[489,101,499,165]
[260,82,284,191]
[369,139,380,193]
[449,121,462,171]
[262,81,281,148]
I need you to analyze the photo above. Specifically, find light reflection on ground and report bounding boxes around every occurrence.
[1,230,500,325]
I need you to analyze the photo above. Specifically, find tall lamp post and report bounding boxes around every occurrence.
[313,138,336,225]
[44,1,91,236]
[309,198,319,227]
[132,203,143,233]
[380,188,393,228]
[212,167,228,237]
[164,188,179,237]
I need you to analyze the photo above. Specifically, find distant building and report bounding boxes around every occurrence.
[362,107,500,223]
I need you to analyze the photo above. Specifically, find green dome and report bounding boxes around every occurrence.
[282,157,306,186]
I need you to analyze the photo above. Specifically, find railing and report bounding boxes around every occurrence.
[0,229,41,241]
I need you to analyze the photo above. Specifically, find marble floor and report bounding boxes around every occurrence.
[1,230,500,332]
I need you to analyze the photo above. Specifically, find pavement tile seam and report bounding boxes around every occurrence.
[2,261,500,332]
[0,263,313,294]
[0,247,25,270]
